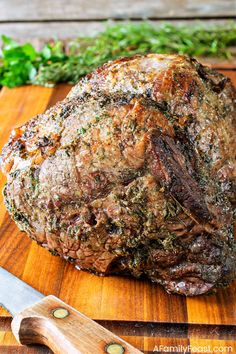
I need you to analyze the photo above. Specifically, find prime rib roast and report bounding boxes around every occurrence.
[1,54,236,296]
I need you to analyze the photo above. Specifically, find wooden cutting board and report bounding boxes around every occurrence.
[0,69,236,353]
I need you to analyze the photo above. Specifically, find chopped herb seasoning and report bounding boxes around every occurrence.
[164,198,182,219]
[161,233,179,251]
[129,120,137,132]
[65,149,71,157]
[94,175,101,183]
[50,249,59,256]
[28,167,40,194]
[9,169,20,179]
[78,127,87,135]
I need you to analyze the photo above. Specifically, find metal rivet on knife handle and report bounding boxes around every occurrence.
[52,307,69,319]
[105,342,125,354]
[5,276,142,354]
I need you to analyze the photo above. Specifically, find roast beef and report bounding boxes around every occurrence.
[1,54,236,295]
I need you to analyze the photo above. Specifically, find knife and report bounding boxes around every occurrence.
[0,267,143,354]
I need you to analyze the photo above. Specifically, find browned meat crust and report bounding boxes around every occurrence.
[1,54,236,295]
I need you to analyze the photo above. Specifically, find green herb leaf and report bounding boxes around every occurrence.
[78,127,87,135]
[1,22,236,88]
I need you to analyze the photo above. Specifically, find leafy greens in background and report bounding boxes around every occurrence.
[0,22,236,88]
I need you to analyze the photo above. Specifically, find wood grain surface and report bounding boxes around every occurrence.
[0,69,235,353]
[0,0,235,20]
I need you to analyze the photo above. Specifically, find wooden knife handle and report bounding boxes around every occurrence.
[11,295,143,354]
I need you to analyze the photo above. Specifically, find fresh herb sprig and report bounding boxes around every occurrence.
[0,22,236,88]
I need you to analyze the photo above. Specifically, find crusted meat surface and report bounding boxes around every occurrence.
[1,54,236,296]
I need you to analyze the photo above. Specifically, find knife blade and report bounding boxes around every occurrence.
[0,266,142,354]
[0,267,44,315]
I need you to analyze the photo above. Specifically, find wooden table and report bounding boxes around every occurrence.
[0,66,235,353]
[0,0,235,41]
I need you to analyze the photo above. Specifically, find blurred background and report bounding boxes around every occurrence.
[0,0,235,40]
[0,0,235,89]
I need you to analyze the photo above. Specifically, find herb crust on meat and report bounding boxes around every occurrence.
[1,54,236,296]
